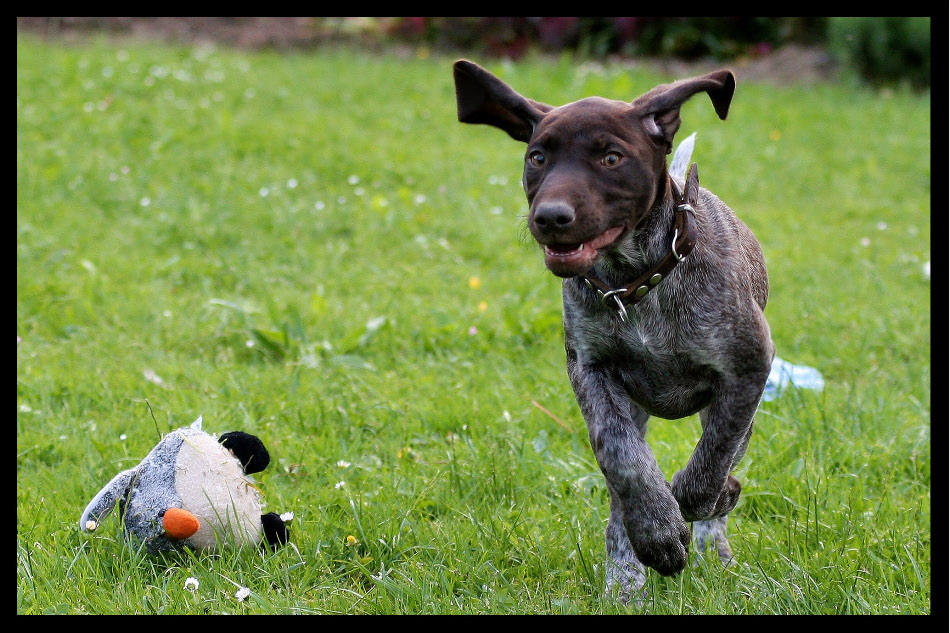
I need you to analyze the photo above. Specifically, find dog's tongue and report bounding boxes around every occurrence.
[543,226,624,277]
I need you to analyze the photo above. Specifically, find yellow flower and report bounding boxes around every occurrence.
[769,129,781,141]
[345,535,359,546]
[468,276,481,289]
[478,301,488,312]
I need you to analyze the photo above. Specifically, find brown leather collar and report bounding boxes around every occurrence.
[583,163,700,322]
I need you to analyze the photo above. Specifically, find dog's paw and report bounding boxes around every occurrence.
[628,515,691,576]
[692,516,735,567]
[605,561,647,605]
[672,472,741,522]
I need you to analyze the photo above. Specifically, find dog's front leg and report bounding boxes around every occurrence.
[671,372,766,523]
[690,420,754,565]
[568,353,691,584]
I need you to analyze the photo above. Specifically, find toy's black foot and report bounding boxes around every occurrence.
[261,512,290,550]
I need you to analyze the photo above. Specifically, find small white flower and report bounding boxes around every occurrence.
[334,480,346,489]
[859,237,870,247]
[235,586,251,602]
[287,178,298,189]
[336,459,351,468]
[85,520,98,531]
[279,511,294,523]
[119,434,127,441]
[876,221,888,231]
[184,577,199,592]
[348,175,360,185]
[143,368,168,388]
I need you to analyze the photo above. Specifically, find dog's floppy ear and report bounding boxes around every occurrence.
[453,60,553,142]
[632,70,736,152]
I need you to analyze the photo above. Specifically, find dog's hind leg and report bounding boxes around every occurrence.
[691,516,734,566]
[605,483,647,602]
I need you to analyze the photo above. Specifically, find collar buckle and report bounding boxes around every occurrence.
[583,280,630,323]
[600,288,629,323]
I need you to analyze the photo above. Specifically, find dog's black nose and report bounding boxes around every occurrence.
[533,201,576,233]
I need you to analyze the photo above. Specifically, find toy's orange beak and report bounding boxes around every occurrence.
[163,507,200,540]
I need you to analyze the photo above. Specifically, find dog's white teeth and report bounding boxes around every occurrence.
[546,244,584,256]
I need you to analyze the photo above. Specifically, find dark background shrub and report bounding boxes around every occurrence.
[17,17,930,90]
[827,17,930,89]
[388,17,825,61]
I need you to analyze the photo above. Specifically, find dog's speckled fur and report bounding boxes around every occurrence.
[454,60,774,600]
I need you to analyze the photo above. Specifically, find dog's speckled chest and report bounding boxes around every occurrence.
[563,286,716,419]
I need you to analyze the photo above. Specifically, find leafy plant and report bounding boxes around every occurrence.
[827,17,930,90]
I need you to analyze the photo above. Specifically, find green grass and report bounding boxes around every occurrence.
[17,35,930,614]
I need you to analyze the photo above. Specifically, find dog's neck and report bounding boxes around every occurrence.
[578,166,699,320]
[587,172,679,289]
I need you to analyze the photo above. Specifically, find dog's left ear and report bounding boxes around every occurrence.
[453,60,553,142]
[632,70,736,152]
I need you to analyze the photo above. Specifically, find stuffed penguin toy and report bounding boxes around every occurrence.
[80,417,290,554]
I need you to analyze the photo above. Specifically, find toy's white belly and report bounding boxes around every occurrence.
[175,434,262,550]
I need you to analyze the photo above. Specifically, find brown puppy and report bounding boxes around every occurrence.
[454,60,774,600]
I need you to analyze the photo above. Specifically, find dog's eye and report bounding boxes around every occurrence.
[601,152,622,167]
[527,151,545,167]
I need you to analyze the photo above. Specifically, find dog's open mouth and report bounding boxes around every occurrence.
[542,225,626,277]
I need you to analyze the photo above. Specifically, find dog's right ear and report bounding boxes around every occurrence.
[453,60,552,142]
[632,70,736,153]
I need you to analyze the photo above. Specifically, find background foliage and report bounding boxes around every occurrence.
[20,16,931,89]
[826,17,931,90]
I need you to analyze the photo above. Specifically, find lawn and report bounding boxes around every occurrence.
[17,35,930,614]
